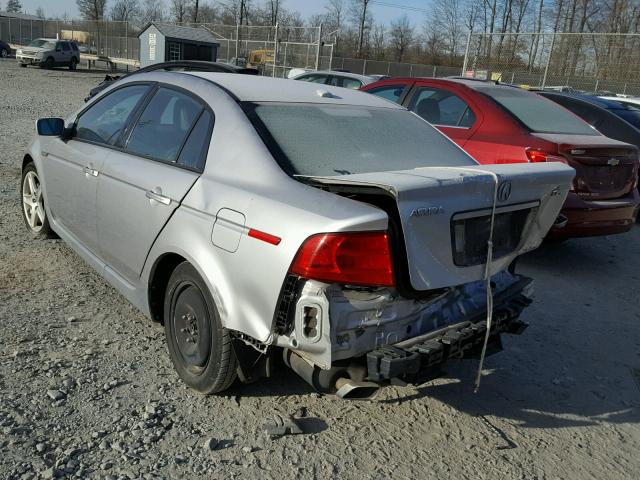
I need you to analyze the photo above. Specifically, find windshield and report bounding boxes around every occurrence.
[476,87,598,135]
[246,103,477,176]
[28,39,55,49]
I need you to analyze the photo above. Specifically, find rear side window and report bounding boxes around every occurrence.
[334,77,362,90]
[297,74,328,84]
[478,87,598,135]
[247,103,476,176]
[409,87,476,127]
[126,88,203,162]
[76,85,149,146]
[367,84,406,103]
[71,43,79,51]
[177,110,213,171]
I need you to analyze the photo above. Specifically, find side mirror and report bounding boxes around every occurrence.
[36,117,65,136]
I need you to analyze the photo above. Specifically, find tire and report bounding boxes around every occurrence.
[21,163,54,238]
[41,57,54,69]
[1,48,8,58]
[69,57,77,71]
[20,62,27,68]
[164,262,237,394]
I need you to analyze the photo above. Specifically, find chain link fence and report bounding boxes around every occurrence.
[0,17,139,60]
[462,32,640,96]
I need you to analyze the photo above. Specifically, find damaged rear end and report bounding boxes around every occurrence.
[273,163,574,397]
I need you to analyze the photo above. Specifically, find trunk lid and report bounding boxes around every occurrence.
[307,162,574,290]
[534,133,639,199]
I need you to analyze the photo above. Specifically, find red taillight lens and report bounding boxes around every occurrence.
[290,232,394,287]
[526,148,567,163]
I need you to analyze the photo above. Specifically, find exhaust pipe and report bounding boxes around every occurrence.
[335,378,380,400]
[553,213,568,229]
[284,350,379,399]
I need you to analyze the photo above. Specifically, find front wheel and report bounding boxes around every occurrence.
[1,48,8,58]
[42,57,54,69]
[19,62,27,68]
[164,262,237,394]
[21,163,54,238]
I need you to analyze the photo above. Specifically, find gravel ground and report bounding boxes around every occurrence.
[1,59,639,480]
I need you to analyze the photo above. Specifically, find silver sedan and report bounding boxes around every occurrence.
[21,73,574,397]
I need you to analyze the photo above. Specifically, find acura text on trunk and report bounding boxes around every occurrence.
[362,78,640,238]
[21,73,573,398]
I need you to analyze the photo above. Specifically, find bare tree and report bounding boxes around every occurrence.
[110,0,141,23]
[141,0,166,22]
[171,0,188,22]
[267,0,281,25]
[350,0,371,58]
[36,6,46,18]
[76,0,107,20]
[389,14,414,62]
[325,0,345,54]
[371,22,385,59]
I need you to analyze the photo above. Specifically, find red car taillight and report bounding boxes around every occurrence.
[290,232,394,287]
[526,149,567,163]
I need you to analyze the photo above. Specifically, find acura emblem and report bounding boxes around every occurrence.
[497,181,512,202]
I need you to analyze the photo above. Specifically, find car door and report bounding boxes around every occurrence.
[41,83,151,253]
[404,84,480,147]
[96,85,213,283]
[54,41,66,65]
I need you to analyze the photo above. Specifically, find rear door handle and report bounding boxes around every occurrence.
[83,165,98,177]
[146,189,171,206]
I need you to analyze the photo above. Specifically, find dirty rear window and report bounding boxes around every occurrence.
[245,102,476,176]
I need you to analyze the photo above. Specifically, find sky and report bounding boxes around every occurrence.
[11,0,430,26]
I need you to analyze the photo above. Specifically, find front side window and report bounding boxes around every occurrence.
[247,103,476,177]
[126,88,203,162]
[410,87,476,127]
[367,84,406,103]
[75,85,149,146]
[62,42,71,51]
[480,87,598,135]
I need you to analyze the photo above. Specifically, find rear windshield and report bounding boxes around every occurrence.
[476,87,598,135]
[613,108,640,130]
[28,39,55,49]
[246,103,476,176]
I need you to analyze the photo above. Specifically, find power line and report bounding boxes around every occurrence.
[369,1,431,14]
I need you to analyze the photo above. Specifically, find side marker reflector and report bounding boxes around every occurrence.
[248,228,281,246]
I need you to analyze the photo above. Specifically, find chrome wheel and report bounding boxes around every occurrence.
[22,171,45,232]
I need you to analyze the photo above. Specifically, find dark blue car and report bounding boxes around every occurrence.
[539,91,640,148]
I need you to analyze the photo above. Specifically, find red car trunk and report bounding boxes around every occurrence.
[361,78,640,238]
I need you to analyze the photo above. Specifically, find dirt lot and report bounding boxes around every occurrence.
[0,58,639,480]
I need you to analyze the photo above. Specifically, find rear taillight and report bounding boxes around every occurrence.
[525,148,567,163]
[289,232,394,287]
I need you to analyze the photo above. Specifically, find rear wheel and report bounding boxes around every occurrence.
[1,48,8,58]
[69,57,77,70]
[21,163,54,238]
[164,262,237,394]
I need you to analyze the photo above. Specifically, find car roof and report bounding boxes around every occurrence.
[538,91,626,109]
[293,70,375,81]
[184,72,402,107]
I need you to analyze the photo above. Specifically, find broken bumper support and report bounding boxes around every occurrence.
[366,292,532,382]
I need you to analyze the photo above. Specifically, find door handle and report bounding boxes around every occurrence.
[83,165,98,177]
[146,189,171,206]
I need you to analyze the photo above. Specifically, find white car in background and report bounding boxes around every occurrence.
[292,70,376,89]
[599,96,640,110]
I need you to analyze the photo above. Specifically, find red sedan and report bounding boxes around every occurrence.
[361,78,640,238]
